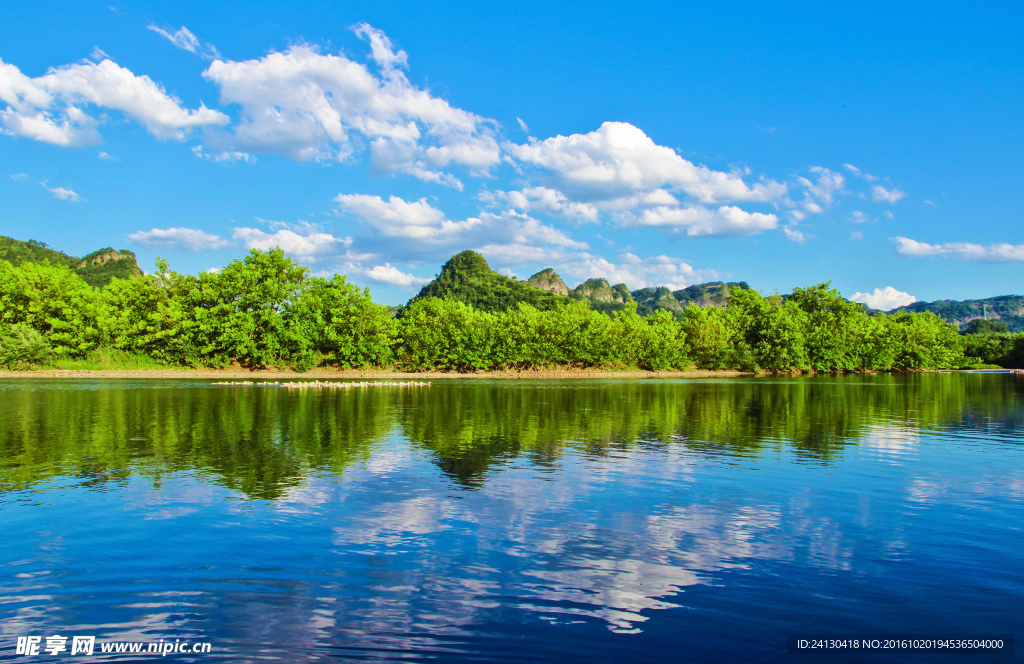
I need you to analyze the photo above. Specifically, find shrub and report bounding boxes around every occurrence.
[0,323,53,369]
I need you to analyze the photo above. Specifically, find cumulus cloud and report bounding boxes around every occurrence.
[894,236,1024,262]
[0,56,227,146]
[334,193,586,262]
[481,186,600,222]
[147,24,221,60]
[97,151,117,160]
[42,183,82,202]
[783,226,809,243]
[796,166,844,209]
[201,27,499,182]
[629,205,778,236]
[850,287,917,311]
[231,227,349,261]
[507,121,786,205]
[560,252,718,291]
[872,185,905,204]
[363,263,428,286]
[128,227,232,250]
[351,22,408,73]
[848,210,870,224]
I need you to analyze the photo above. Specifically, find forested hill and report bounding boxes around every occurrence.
[411,250,570,313]
[0,235,141,288]
[891,295,1024,332]
[410,250,753,317]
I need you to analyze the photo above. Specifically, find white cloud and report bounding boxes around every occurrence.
[97,151,117,160]
[560,252,718,291]
[797,166,844,209]
[201,28,499,182]
[363,263,427,286]
[872,185,905,204]
[128,227,232,250]
[894,236,1024,262]
[351,22,408,73]
[192,145,254,163]
[783,226,809,243]
[848,210,870,223]
[507,121,786,205]
[42,183,82,202]
[147,25,221,60]
[850,287,917,311]
[516,117,529,133]
[334,194,447,239]
[334,194,587,262]
[842,163,877,181]
[850,231,864,240]
[10,172,27,182]
[231,227,349,261]
[0,56,227,146]
[481,186,600,222]
[629,205,778,236]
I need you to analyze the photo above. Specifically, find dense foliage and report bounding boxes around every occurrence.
[895,295,1024,333]
[412,250,568,313]
[0,250,978,372]
[0,235,142,288]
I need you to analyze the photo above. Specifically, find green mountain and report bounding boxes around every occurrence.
[892,295,1024,332]
[0,235,142,288]
[525,268,569,295]
[411,250,570,313]
[414,252,755,317]
[631,281,750,316]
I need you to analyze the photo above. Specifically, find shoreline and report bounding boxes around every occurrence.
[0,367,756,380]
[1,368,1019,380]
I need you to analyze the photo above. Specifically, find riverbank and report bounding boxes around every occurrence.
[3,367,1020,380]
[0,367,755,379]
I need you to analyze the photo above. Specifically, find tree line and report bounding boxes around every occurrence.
[1,247,1016,372]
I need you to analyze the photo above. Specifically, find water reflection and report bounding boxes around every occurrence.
[0,375,1022,661]
[2,375,1021,498]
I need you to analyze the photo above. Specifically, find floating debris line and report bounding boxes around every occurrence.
[281,380,431,389]
[211,380,429,388]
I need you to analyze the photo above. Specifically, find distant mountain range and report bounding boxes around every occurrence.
[2,237,1019,332]
[0,235,142,288]
[890,296,1024,332]
[410,250,1023,331]
[409,249,751,317]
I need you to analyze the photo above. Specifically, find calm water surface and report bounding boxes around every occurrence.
[0,375,1021,662]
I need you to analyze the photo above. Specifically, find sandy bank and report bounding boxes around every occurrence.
[0,368,752,380]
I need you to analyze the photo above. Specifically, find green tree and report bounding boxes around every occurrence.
[887,311,963,369]
[0,260,105,356]
[680,304,736,370]
[0,323,53,369]
[787,282,864,371]
[729,288,809,371]
[297,275,398,369]
[961,318,1010,335]
[397,297,497,372]
[102,258,198,364]
[187,249,310,368]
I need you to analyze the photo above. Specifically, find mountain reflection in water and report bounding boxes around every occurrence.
[0,375,1021,662]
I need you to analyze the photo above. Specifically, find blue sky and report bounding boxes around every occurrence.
[2,0,1023,308]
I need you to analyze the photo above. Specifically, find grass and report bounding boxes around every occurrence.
[45,347,185,371]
